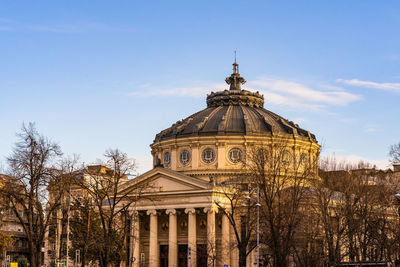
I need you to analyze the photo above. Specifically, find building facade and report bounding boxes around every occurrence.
[119,62,320,267]
[0,175,30,267]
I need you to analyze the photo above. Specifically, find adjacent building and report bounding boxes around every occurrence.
[0,175,30,267]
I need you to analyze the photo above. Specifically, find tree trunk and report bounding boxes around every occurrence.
[29,246,36,267]
[29,244,42,267]
[28,242,41,267]
[239,245,247,267]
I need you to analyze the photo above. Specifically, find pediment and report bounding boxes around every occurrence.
[118,167,211,195]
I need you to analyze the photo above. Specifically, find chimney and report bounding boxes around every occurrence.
[394,164,400,173]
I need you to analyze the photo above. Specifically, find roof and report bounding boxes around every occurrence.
[154,62,317,143]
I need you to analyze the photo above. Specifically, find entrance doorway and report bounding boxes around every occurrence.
[196,244,207,267]
[160,245,168,267]
[159,244,189,267]
[178,245,187,267]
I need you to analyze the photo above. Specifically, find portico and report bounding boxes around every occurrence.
[120,167,233,267]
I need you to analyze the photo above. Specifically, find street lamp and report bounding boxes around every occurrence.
[256,186,261,267]
[395,193,400,264]
[66,186,72,267]
[245,186,261,267]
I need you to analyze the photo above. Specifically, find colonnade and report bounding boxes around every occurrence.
[130,207,231,267]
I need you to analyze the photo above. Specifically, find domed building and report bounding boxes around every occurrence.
[151,61,319,182]
[121,62,320,267]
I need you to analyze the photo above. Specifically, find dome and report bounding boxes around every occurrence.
[154,62,317,143]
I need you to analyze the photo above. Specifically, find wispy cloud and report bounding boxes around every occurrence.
[129,77,361,111]
[337,78,400,93]
[0,17,135,33]
[249,77,361,110]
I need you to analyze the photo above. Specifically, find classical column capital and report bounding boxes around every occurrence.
[130,210,139,217]
[165,209,176,215]
[203,206,219,214]
[185,208,196,214]
[146,209,157,216]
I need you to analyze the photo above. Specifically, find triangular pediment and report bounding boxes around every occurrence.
[118,167,211,195]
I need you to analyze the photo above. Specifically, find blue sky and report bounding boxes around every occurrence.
[1,1,399,173]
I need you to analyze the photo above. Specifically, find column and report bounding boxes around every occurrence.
[132,212,140,267]
[185,208,197,267]
[221,213,230,267]
[166,209,178,267]
[204,207,217,267]
[146,209,159,267]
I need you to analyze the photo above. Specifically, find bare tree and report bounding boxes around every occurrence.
[75,149,145,267]
[68,195,103,267]
[317,158,399,265]
[390,142,400,164]
[215,179,258,267]
[246,142,318,267]
[0,123,75,267]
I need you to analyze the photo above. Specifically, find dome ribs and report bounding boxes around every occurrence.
[176,117,193,134]
[225,105,245,134]
[254,109,276,133]
[154,86,317,142]
[278,118,298,135]
[195,106,223,133]
[241,106,251,135]
[217,105,232,134]
[201,105,228,134]
[246,107,272,134]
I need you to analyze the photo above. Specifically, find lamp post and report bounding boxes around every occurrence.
[395,193,400,266]
[256,186,261,267]
[66,186,72,267]
[245,186,261,267]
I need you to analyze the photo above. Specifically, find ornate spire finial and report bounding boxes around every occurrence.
[233,51,239,74]
[225,54,246,90]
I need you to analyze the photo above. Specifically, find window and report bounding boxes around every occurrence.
[201,148,216,163]
[300,153,308,166]
[179,149,191,165]
[282,150,292,164]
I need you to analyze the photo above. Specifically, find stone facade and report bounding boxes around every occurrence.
[121,62,320,267]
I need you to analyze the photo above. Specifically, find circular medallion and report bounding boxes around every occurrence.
[179,149,191,165]
[228,148,242,163]
[163,152,171,166]
[202,148,216,164]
